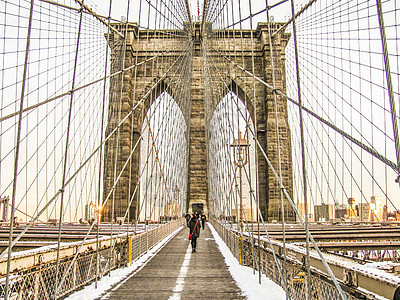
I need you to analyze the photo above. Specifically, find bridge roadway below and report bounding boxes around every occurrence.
[99,224,245,299]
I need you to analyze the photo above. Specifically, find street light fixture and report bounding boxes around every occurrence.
[230,131,249,265]
[230,131,249,168]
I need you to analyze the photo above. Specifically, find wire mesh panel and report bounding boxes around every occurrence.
[0,219,183,299]
[210,218,380,300]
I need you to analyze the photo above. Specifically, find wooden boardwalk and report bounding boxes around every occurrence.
[98,224,245,299]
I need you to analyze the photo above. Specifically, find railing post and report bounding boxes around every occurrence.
[238,236,243,265]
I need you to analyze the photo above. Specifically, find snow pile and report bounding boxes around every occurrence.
[208,223,286,300]
[65,225,184,300]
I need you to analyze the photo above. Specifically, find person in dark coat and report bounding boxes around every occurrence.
[188,214,201,252]
[200,213,206,229]
[185,213,191,227]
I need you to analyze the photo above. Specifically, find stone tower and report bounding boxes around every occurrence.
[102,22,294,222]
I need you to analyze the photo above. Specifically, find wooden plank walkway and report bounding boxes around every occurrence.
[99,224,245,299]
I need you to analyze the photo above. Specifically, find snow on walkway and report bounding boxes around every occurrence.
[65,226,184,300]
[208,222,286,300]
[66,222,286,300]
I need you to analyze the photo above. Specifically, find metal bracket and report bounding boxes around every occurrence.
[343,269,358,287]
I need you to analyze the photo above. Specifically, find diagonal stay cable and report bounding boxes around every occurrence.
[56,134,142,294]
[100,86,189,272]
[0,43,188,124]
[40,0,124,38]
[206,41,399,174]
[0,44,191,260]
[202,36,287,286]
[204,35,345,297]
[271,0,319,38]
[208,86,287,291]
[143,113,173,204]
[254,137,347,299]
[57,97,165,289]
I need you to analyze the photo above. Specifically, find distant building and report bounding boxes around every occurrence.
[85,202,96,221]
[383,205,388,221]
[335,206,347,219]
[296,200,313,222]
[347,198,358,219]
[370,196,384,221]
[314,203,333,221]
[356,203,370,221]
[297,200,306,221]
[334,198,357,220]
[387,210,400,221]
[0,196,9,221]
[356,196,384,221]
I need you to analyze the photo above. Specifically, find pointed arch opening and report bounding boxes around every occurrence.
[208,91,257,222]
[138,91,188,222]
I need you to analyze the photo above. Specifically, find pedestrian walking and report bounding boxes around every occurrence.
[188,213,201,253]
[185,213,191,227]
[201,213,206,229]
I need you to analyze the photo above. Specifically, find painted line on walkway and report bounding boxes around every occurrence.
[168,243,192,300]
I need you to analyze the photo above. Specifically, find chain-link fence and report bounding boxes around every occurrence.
[0,219,183,299]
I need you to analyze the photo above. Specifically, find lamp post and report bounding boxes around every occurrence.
[230,131,249,265]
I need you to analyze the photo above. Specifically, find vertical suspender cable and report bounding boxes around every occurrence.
[264,0,288,295]
[5,1,35,299]
[236,0,245,266]
[54,1,85,297]
[129,0,143,259]
[96,0,113,287]
[246,0,262,278]
[288,0,311,298]
[109,0,131,274]
[135,0,144,234]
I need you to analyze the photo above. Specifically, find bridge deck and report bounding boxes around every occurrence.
[99,224,245,299]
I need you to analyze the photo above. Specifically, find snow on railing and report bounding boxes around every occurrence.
[0,219,184,299]
[210,217,400,300]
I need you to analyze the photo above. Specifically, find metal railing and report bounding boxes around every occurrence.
[210,218,398,300]
[0,219,183,299]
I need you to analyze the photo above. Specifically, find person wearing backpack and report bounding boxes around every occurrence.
[200,213,206,229]
[188,213,201,253]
